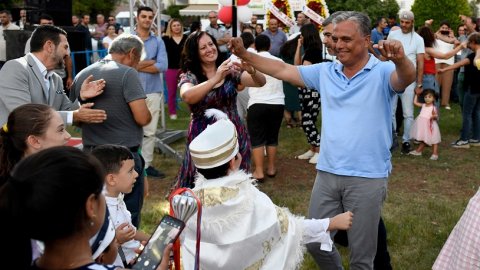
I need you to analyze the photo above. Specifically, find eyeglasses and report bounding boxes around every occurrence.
[108,18,115,21]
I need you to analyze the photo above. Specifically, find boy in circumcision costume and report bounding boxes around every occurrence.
[181,109,353,270]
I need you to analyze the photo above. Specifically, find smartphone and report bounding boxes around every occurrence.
[132,215,185,270]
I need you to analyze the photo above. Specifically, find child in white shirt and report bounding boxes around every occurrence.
[92,144,150,266]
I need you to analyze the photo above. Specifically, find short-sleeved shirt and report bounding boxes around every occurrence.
[298,55,396,178]
[248,51,285,107]
[205,24,228,53]
[387,30,425,67]
[464,53,480,94]
[371,28,384,55]
[262,29,287,57]
[70,59,146,148]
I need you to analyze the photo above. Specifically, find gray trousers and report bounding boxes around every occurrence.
[307,170,388,270]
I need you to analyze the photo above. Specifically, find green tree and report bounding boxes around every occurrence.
[72,0,117,20]
[0,0,22,11]
[325,0,399,27]
[411,0,471,31]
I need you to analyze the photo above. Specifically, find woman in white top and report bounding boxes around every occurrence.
[434,21,459,109]
[247,35,285,181]
[102,24,117,50]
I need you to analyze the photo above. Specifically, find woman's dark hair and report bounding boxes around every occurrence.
[439,20,450,28]
[255,24,264,36]
[180,31,223,83]
[300,23,322,54]
[280,35,300,60]
[0,104,53,185]
[417,26,436,48]
[0,146,105,242]
[197,162,230,179]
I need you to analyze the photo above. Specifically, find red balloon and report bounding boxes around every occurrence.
[218,6,233,24]
[237,0,250,6]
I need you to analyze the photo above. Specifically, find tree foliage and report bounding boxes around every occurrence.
[325,0,400,26]
[72,0,117,21]
[411,0,471,31]
[0,0,23,11]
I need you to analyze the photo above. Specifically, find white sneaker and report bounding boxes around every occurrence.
[169,114,177,120]
[308,152,319,164]
[297,150,315,160]
[409,150,422,156]
[469,139,480,147]
[430,155,438,160]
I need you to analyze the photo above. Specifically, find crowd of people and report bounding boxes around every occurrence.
[0,5,479,270]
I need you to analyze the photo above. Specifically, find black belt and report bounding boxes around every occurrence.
[83,145,139,153]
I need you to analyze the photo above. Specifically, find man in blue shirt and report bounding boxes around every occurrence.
[229,11,415,269]
[262,18,287,57]
[134,6,168,179]
[371,17,387,56]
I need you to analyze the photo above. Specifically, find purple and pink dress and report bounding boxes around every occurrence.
[176,71,251,188]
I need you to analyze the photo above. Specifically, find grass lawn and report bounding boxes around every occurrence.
[97,101,479,270]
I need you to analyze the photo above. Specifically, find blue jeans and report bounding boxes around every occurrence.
[124,151,145,228]
[460,91,480,141]
[392,82,415,143]
[423,74,440,95]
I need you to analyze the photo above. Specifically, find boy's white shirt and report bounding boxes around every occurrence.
[104,192,141,264]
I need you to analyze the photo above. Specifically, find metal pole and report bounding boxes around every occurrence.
[232,0,237,37]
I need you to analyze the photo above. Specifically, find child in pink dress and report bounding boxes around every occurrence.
[409,89,441,160]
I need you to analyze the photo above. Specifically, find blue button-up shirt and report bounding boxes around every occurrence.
[135,31,168,94]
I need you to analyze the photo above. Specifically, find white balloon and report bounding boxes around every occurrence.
[218,0,232,6]
[237,6,253,23]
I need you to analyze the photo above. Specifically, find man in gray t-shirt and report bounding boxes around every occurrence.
[70,34,151,227]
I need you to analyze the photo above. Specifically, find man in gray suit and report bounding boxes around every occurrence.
[0,25,106,125]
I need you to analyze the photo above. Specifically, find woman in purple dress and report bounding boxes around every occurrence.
[177,31,266,188]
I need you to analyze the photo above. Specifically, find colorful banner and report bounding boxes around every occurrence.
[266,1,294,27]
[302,5,325,25]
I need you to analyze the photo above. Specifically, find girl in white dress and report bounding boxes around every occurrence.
[409,89,441,160]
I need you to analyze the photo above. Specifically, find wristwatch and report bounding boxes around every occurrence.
[417,84,423,88]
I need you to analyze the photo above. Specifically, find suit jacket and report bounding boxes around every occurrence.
[0,54,77,125]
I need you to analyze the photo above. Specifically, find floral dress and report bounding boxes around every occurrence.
[176,71,251,188]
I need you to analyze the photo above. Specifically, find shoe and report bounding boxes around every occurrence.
[469,139,480,147]
[308,152,319,164]
[430,155,438,160]
[401,142,411,154]
[445,105,451,110]
[145,166,166,178]
[267,171,277,178]
[451,140,470,149]
[169,114,177,120]
[297,150,315,160]
[390,134,399,152]
[408,150,422,156]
